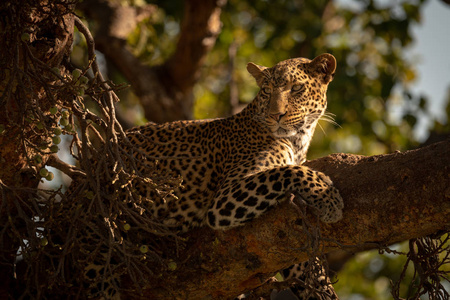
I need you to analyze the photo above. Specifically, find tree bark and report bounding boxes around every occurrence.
[0,1,74,298]
[124,140,450,299]
[82,0,227,123]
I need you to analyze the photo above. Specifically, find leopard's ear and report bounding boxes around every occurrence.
[309,53,336,84]
[247,62,268,88]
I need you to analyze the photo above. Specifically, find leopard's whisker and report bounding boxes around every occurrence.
[317,121,327,136]
[320,111,341,128]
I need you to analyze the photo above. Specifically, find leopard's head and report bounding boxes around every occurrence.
[247,54,336,138]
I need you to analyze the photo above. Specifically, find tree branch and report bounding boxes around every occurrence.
[123,140,450,299]
[81,0,227,123]
[165,0,226,92]
[47,154,86,180]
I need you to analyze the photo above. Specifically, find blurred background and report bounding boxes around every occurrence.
[68,0,450,298]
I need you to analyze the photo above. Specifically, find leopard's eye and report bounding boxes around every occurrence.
[291,84,303,92]
[263,87,272,94]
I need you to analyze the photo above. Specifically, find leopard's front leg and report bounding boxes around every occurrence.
[206,165,344,229]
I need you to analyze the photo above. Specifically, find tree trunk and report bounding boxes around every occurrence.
[0,1,74,297]
[123,140,450,299]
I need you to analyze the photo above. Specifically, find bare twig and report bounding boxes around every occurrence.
[47,155,86,179]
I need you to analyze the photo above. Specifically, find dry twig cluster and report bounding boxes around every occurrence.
[391,234,450,300]
[1,2,181,298]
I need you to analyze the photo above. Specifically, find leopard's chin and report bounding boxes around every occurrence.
[272,127,297,138]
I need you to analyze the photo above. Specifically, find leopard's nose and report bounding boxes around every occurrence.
[269,112,287,122]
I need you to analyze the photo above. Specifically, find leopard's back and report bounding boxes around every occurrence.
[125,113,296,230]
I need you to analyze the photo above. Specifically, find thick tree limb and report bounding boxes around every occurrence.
[124,140,450,299]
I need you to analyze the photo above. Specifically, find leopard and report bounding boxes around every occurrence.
[127,53,343,230]
[84,53,344,299]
